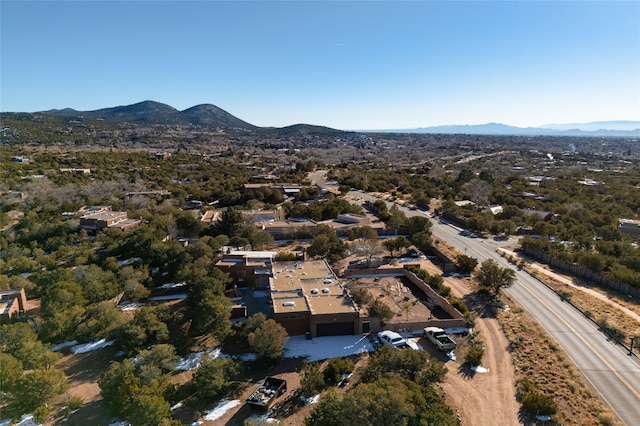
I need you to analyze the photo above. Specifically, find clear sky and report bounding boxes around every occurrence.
[1,1,639,130]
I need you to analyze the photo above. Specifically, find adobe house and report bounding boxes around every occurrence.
[270,260,360,338]
[0,288,28,320]
[79,206,141,235]
[215,250,277,288]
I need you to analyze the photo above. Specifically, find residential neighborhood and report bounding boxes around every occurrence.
[1,123,640,425]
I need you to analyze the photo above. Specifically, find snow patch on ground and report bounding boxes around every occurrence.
[148,293,187,301]
[50,340,78,352]
[301,394,321,404]
[471,365,490,373]
[283,334,374,362]
[71,339,114,354]
[246,414,279,424]
[170,402,183,411]
[235,352,258,362]
[203,399,241,421]
[108,422,130,426]
[176,347,225,371]
[118,302,142,311]
[158,282,187,289]
[0,415,41,426]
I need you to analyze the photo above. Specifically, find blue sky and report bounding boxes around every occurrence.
[2,1,639,129]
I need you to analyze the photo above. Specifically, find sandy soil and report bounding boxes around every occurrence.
[441,276,521,426]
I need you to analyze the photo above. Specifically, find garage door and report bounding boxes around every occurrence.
[316,322,354,337]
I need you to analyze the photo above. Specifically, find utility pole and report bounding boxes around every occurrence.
[629,336,635,355]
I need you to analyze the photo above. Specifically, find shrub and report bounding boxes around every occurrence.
[368,300,394,326]
[33,405,50,424]
[521,391,557,416]
[324,358,355,385]
[299,361,325,397]
[464,344,484,366]
[449,296,468,314]
[350,288,373,307]
[65,393,84,416]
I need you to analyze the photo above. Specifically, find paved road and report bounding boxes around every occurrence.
[347,189,640,425]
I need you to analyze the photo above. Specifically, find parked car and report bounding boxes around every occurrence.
[423,327,457,351]
[377,330,418,350]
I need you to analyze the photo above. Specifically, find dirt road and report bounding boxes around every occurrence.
[437,269,521,426]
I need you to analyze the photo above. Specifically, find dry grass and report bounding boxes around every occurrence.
[444,246,626,424]
[544,276,640,341]
[502,252,640,344]
[497,304,620,425]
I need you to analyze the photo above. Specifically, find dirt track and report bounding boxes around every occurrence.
[441,276,521,426]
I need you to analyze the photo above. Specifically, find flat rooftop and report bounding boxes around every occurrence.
[80,211,127,220]
[271,261,358,315]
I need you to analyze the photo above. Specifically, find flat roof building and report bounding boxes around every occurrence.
[270,260,360,337]
[0,289,28,320]
[216,251,277,288]
[619,219,640,240]
[79,209,140,234]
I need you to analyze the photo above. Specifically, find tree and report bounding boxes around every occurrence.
[99,359,178,426]
[307,225,346,263]
[299,360,325,397]
[348,226,378,243]
[358,345,447,385]
[116,305,171,355]
[406,215,431,235]
[0,322,59,370]
[455,254,478,274]
[307,234,331,258]
[247,319,288,360]
[135,344,178,374]
[192,356,241,400]
[75,300,128,342]
[386,205,407,233]
[382,236,410,257]
[0,353,22,399]
[247,228,274,251]
[410,230,432,253]
[463,344,484,366]
[304,388,345,426]
[349,288,373,307]
[213,207,245,237]
[6,369,68,417]
[521,389,557,417]
[368,300,394,326]
[351,238,384,268]
[187,268,233,338]
[342,378,417,426]
[324,358,355,385]
[475,259,516,296]
[189,293,232,338]
[245,312,267,332]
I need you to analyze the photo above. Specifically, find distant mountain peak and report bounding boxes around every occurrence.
[368,121,640,136]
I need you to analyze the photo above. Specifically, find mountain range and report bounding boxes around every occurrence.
[370,122,640,137]
[11,100,640,136]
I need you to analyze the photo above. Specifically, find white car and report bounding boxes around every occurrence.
[377,330,418,350]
